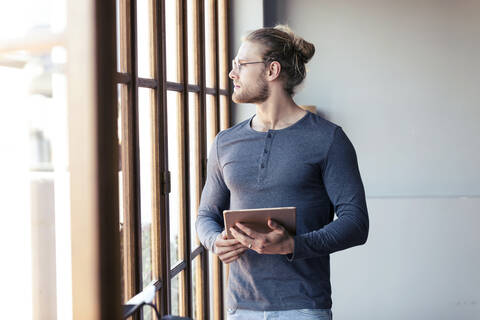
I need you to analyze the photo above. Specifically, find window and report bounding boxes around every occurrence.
[0,0,71,318]
[115,0,231,319]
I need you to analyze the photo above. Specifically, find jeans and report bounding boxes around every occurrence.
[226,308,333,320]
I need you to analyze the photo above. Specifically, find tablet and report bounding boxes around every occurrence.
[223,207,296,239]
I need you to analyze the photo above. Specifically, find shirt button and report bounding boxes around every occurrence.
[267,133,272,138]
[261,163,265,168]
[264,149,268,153]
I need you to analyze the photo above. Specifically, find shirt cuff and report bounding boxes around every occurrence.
[286,234,309,261]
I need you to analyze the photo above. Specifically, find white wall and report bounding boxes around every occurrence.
[332,197,480,319]
[264,0,480,197]
[231,0,480,318]
[229,0,263,123]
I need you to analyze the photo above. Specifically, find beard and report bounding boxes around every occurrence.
[232,75,270,104]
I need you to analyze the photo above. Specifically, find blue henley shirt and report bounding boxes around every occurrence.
[195,111,369,311]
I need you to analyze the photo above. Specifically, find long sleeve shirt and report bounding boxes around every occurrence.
[195,111,369,311]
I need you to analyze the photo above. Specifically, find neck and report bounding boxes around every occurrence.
[252,87,306,131]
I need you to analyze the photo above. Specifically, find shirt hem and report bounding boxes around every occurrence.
[233,302,332,312]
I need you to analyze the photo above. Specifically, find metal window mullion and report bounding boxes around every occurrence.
[137,77,158,88]
[116,0,141,310]
[153,0,172,316]
[169,260,188,279]
[166,0,190,317]
[149,0,171,317]
[208,1,225,319]
[180,0,193,317]
[115,72,132,84]
[218,0,229,91]
[187,0,208,319]
[214,0,221,133]
[218,0,230,131]
[128,1,144,319]
[198,0,210,319]
[191,245,205,259]
[220,0,231,292]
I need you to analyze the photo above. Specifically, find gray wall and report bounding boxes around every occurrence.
[231,0,480,319]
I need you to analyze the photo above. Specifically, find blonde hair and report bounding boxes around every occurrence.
[245,25,315,95]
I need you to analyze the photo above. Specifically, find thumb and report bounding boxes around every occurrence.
[268,219,282,230]
[221,230,228,239]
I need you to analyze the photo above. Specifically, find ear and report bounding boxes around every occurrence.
[266,61,281,81]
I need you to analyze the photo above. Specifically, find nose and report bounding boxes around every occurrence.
[229,68,238,80]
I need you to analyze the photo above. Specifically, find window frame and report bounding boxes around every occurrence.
[114,0,231,319]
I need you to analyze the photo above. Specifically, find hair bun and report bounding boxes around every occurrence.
[293,37,315,63]
[274,25,315,63]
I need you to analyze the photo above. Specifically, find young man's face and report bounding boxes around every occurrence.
[229,41,270,104]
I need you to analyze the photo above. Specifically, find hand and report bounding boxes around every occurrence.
[230,219,294,255]
[213,230,248,264]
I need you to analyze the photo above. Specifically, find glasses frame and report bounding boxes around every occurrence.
[231,58,265,72]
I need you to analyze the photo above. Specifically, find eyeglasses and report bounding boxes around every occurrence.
[231,58,264,72]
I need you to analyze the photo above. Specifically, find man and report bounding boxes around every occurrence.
[195,25,369,320]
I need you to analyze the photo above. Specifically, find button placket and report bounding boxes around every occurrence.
[257,131,274,183]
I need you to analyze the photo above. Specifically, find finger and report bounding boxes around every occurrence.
[221,230,228,239]
[223,256,239,264]
[216,242,240,253]
[235,222,259,238]
[216,238,241,247]
[223,254,244,264]
[220,246,247,261]
[230,227,253,247]
[220,249,246,264]
[230,226,252,243]
[216,242,246,254]
[222,248,247,264]
[268,219,284,231]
